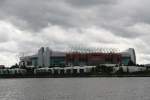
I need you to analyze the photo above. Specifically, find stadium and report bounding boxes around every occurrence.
[19,47,136,68]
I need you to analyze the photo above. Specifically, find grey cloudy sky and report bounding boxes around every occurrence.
[0,0,149,66]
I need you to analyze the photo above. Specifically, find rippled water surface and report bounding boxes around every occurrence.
[0,78,150,100]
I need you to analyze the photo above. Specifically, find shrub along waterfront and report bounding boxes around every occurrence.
[0,64,150,78]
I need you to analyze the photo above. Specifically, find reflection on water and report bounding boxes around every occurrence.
[0,78,150,100]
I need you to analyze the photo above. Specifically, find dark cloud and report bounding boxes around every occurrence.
[0,0,79,31]
[0,0,119,32]
[0,0,150,65]
[0,0,146,39]
[0,0,149,37]
[65,0,117,7]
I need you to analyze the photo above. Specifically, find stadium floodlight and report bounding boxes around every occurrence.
[69,46,119,54]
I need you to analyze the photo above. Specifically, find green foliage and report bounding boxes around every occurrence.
[96,65,113,74]
[10,63,19,69]
[116,67,124,74]
[128,60,136,66]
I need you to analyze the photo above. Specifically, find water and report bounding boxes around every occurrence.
[0,78,150,100]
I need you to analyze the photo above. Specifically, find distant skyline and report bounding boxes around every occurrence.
[0,0,150,66]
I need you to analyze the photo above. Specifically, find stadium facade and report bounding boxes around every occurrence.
[19,47,136,67]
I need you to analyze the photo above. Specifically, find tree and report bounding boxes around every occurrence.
[128,60,135,66]
[96,65,113,74]
[10,63,19,69]
[127,67,129,73]
[116,66,124,74]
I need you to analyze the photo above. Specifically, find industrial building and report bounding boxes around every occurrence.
[19,47,136,68]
